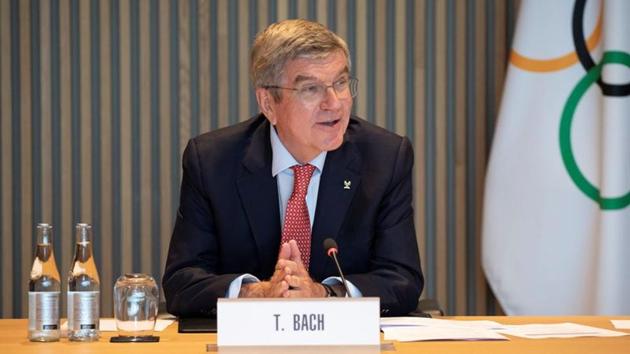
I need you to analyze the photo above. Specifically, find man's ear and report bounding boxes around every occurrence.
[256,88,276,124]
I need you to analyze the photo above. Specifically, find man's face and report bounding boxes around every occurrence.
[262,50,353,163]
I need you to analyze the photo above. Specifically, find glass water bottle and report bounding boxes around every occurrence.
[67,223,100,341]
[28,223,61,342]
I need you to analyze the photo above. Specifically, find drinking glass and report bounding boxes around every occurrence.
[113,273,159,338]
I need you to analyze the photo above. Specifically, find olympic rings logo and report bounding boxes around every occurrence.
[560,51,630,210]
[511,0,630,210]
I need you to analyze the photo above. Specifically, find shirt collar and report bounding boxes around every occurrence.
[270,125,326,177]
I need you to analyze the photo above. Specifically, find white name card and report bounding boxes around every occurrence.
[217,297,380,347]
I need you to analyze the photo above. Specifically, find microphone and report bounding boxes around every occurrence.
[322,238,352,298]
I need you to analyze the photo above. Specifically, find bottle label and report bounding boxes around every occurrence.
[28,292,60,331]
[67,291,100,331]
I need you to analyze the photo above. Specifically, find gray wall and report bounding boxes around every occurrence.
[0,0,517,318]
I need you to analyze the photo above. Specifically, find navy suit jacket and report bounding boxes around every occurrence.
[163,114,423,317]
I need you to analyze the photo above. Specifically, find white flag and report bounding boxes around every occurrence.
[482,0,630,315]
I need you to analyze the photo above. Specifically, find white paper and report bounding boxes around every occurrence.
[380,317,508,342]
[61,318,175,332]
[153,319,176,331]
[496,323,629,339]
[380,317,507,330]
[382,325,507,342]
[611,320,630,330]
[98,318,118,331]
[379,317,629,341]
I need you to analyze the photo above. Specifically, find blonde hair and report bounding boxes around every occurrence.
[250,19,351,100]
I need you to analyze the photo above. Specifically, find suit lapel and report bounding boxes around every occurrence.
[310,140,362,278]
[236,118,281,278]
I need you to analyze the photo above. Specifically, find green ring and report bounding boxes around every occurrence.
[559,51,630,210]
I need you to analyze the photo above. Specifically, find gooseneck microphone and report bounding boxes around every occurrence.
[323,238,352,298]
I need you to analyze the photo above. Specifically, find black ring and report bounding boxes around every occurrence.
[572,0,630,96]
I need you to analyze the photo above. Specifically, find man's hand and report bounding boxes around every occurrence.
[239,264,291,298]
[238,280,289,298]
[238,240,327,298]
[239,241,294,298]
[283,240,327,298]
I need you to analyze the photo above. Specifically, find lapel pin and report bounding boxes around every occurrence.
[343,180,351,190]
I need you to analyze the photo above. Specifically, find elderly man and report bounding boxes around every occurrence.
[163,19,423,318]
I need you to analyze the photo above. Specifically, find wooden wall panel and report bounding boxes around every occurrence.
[0,0,516,317]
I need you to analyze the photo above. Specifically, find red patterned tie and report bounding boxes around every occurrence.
[281,164,316,270]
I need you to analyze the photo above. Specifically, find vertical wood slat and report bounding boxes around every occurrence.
[412,0,427,314]
[227,0,238,123]
[354,0,366,118]
[316,0,326,27]
[49,0,62,313]
[119,0,132,275]
[394,0,406,136]
[445,0,456,313]
[99,0,114,317]
[374,0,386,128]
[464,0,478,315]
[365,0,375,122]
[247,0,259,116]
[257,0,268,34]
[216,0,228,128]
[451,1,473,313]
[110,0,124,300]
[89,0,102,297]
[159,0,173,281]
[474,0,489,315]
[334,0,347,47]
[434,0,448,313]
[177,0,191,155]
[1,0,13,317]
[198,0,210,133]
[423,0,437,301]
[19,0,34,317]
[87,0,100,279]
[238,0,249,117]
[1,0,515,317]
[31,0,42,231]
[80,0,93,229]
[169,0,180,243]
[276,0,289,21]
[40,0,52,226]
[189,0,199,138]
[139,0,152,275]
[148,0,161,283]
[130,0,140,272]
[59,0,73,311]
[208,0,218,129]
[297,0,308,19]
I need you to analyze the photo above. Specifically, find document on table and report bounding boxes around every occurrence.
[380,317,508,342]
[611,320,630,329]
[61,318,175,332]
[381,317,508,330]
[495,323,629,339]
[380,317,629,341]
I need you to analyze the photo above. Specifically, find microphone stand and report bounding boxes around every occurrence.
[329,249,352,298]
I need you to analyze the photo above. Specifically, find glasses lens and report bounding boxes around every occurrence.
[296,78,359,102]
[298,84,324,102]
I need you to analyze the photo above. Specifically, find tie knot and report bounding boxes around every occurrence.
[291,164,316,196]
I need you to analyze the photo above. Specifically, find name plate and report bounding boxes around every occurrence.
[217,297,380,346]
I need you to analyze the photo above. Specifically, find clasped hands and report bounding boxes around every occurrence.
[239,240,327,298]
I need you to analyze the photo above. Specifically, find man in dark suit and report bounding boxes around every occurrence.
[163,19,423,318]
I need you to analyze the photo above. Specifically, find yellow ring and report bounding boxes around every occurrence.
[510,5,602,72]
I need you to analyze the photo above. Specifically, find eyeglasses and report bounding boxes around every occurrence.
[263,77,358,103]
